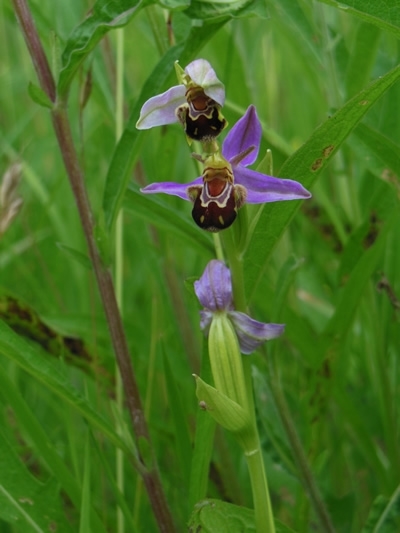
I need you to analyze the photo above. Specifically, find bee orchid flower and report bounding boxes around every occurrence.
[136,59,227,141]
[141,105,311,231]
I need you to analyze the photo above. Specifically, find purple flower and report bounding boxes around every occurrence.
[136,59,227,141]
[141,105,311,231]
[194,260,284,354]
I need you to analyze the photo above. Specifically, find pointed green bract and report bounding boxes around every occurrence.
[194,375,251,434]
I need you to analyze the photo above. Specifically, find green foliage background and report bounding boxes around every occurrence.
[1,0,400,531]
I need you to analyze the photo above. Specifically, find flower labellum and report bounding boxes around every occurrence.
[188,154,246,232]
[176,86,227,142]
[136,59,227,142]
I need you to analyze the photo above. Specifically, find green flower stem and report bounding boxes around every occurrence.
[245,437,275,533]
[242,355,276,533]
[213,233,225,262]
[221,230,276,533]
[221,228,247,311]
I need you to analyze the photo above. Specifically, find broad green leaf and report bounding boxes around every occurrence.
[316,0,400,39]
[183,0,268,21]
[124,184,213,253]
[0,295,111,385]
[0,431,73,533]
[353,123,400,177]
[361,486,400,533]
[103,20,227,231]
[28,82,53,108]
[0,320,128,454]
[188,499,297,533]
[245,62,400,301]
[58,0,150,95]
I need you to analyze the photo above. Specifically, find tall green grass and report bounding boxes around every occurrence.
[1,1,399,532]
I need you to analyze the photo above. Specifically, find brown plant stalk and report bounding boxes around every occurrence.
[12,1,175,531]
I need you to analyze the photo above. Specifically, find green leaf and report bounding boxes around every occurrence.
[188,342,215,511]
[345,23,381,98]
[252,366,296,476]
[0,430,74,533]
[58,0,149,96]
[0,367,108,533]
[162,352,192,482]
[361,486,400,533]
[333,387,388,491]
[0,320,128,454]
[103,20,227,231]
[188,499,297,533]
[79,437,92,533]
[158,0,190,9]
[56,242,92,270]
[272,0,321,63]
[316,0,400,39]
[323,211,397,340]
[183,0,268,21]
[245,62,400,301]
[353,122,400,177]
[124,184,214,254]
[28,82,53,109]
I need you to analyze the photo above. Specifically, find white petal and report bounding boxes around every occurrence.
[185,59,225,106]
[136,85,186,129]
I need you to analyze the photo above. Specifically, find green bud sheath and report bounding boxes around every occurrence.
[208,312,248,411]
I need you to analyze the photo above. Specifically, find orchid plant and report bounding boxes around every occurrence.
[137,59,312,533]
[8,2,399,532]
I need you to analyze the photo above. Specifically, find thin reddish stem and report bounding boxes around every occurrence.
[12,1,175,531]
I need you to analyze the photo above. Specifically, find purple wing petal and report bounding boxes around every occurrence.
[228,311,285,355]
[222,106,261,165]
[233,167,311,203]
[136,85,186,129]
[194,260,233,312]
[185,59,225,106]
[140,177,202,200]
[199,310,212,335]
